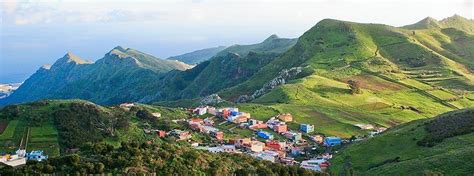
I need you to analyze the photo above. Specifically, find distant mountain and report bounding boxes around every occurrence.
[0,47,191,105]
[168,46,227,65]
[330,108,474,175]
[403,15,474,34]
[216,34,297,57]
[148,35,297,101]
[0,83,21,99]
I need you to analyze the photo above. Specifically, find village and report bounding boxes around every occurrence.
[1,103,386,172]
[138,104,387,173]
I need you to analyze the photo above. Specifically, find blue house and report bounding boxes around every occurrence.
[257,131,274,140]
[324,137,342,146]
[26,150,48,161]
[300,124,314,133]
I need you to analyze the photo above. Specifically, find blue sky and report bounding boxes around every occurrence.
[1,0,473,83]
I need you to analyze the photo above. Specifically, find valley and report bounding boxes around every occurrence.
[1,14,473,175]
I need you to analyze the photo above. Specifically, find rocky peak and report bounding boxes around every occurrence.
[263,34,280,42]
[51,52,89,68]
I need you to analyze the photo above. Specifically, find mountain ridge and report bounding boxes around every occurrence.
[168,46,227,65]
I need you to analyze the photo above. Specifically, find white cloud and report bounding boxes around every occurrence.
[1,0,472,26]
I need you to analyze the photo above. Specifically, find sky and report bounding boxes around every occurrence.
[1,0,473,83]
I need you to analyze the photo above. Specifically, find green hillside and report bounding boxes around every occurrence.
[168,46,227,64]
[330,108,474,175]
[220,17,474,137]
[0,100,188,156]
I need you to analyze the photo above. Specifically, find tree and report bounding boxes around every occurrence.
[348,80,362,94]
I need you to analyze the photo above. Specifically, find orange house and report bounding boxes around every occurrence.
[277,113,293,122]
[273,124,288,133]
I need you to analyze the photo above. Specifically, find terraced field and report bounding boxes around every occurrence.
[0,120,60,157]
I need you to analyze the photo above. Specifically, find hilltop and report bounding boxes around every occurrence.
[216,34,297,57]
[330,108,474,175]
[404,15,474,34]
[168,46,227,65]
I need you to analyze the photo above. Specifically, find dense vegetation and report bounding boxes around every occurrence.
[417,108,474,147]
[330,108,474,175]
[0,100,189,155]
[1,142,319,175]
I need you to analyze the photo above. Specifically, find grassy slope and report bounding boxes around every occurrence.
[330,108,474,175]
[221,18,474,138]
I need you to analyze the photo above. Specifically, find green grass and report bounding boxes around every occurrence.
[0,120,18,140]
[427,89,457,100]
[236,103,280,121]
[330,109,474,175]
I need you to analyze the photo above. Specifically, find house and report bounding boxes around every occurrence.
[284,131,302,141]
[204,118,214,126]
[266,117,282,129]
[207,107,217,115]
[189,123,202,131]
[157,130,167,138]
[201,125,219,134]
[0,149,26,167]
[253,151,279,163]
[280,157,297,166]
[232,115,249,123]
[207,146,224,153]
[277,113,293,122]
[257,131,274,140]
[273,124,288,133]
[217,107,239,118]
[300,124,314,133]
[249,123,267,129]
[311,135,324,144]
[169,130,192,141]
[119,103,135,110]
[26,151,48,161]
[300,159,323,172]
[354,124,374,130]
[190,118,204,124]
[211,131,224,140]
[152,112,161,118]
[248,119,264,126]
[249,141,265,152]
[324,137,342,146]
[291,147,304,156]
[193,107,208,115]
[266,141,286,151]
[222,145,236,153]
[234,138,251,147]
